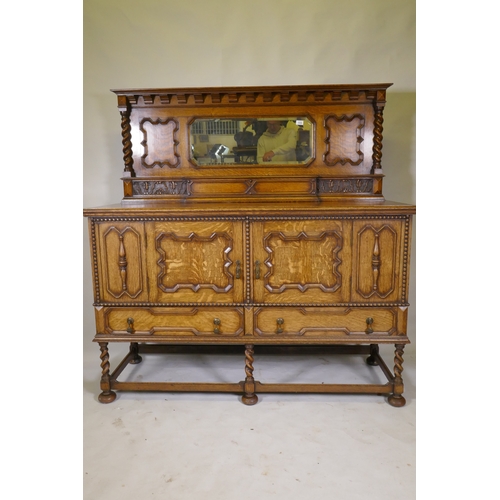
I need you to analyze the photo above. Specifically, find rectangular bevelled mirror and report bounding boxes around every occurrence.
[189,117,314,165]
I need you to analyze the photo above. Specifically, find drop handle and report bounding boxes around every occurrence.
[365,317,374,334]
[276,318,284,334]
[255,260,261,279]
[235,260,241,279]
[213,318,221,334]
[127,317,135,334]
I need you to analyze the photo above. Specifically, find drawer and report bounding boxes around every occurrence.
[99,307,245,337]
[253,306,403,338]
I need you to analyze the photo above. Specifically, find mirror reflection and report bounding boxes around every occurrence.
[190,118,313,165]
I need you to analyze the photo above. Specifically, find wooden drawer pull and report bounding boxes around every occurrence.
[276,317,284,334]
[213,318,221,334]
[365,317,374,334]
[255,260,261,279]
[127,317,135,334]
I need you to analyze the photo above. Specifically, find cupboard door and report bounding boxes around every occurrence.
[252,219,351,304]
[95,221,149,303]
[148,220,245,304]
[351,219,404,302]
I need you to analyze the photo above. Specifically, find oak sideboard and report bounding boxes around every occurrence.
[84,84,415,406]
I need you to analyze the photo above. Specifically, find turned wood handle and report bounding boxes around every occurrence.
[127,317,135,334]
[365,317,374,334]
[255,260,261,279]
[213,318,221,334]
[276,318,284,334]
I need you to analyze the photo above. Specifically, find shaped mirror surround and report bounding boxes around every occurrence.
[190,118,313,165]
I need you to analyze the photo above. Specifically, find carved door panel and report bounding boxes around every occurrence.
[147,220,245,303]
[95,221,149,303]
[351,219,404,302]
[252,219,351,304]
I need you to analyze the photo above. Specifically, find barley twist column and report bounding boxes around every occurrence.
[98,342,116,403]
[242,345,258,405]
[371,103,385,174]
[388,344,406,407]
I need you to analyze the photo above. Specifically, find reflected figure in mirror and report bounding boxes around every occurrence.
[257,121,297,162]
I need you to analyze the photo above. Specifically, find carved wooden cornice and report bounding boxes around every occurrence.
[111,84,392,108]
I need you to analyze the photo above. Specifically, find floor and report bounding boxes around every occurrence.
[83,342,415,499]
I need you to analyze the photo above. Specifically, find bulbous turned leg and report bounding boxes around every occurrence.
[242,345,258,405]
[129,342,142,364]
[388,344,406,407]
[98,342,116,404]
[366,344,379,366]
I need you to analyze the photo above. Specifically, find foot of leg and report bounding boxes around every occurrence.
[366,344,379,366]
[98,390,117,403]
[388,394,406,407]
[129,342,142,364]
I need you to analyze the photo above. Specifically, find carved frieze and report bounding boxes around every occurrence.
[318,178,373,194]
[132,180,192,196]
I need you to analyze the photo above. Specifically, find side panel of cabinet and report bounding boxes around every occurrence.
[94,220,149,303]
[147,220,245,304]
[252,219,352,304]
[351,219,405,303]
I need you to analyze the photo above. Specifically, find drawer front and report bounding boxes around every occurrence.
[99,307,245,337]
[253,306,405,338]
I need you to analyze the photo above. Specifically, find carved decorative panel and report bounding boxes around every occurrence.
[140,118,180,168]
[102,226,144,299]
[355,224,397,299]
[324,114,365,166]
[132,180,192,196]
[263,230,342,293]
[318,178,373,194]
[156,231,234,293]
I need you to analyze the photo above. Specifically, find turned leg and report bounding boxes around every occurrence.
[242,345,258,405]
[388,344,406,407]
[366,344,379,366]
[98,342,116,403]
[129,342,142,364]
